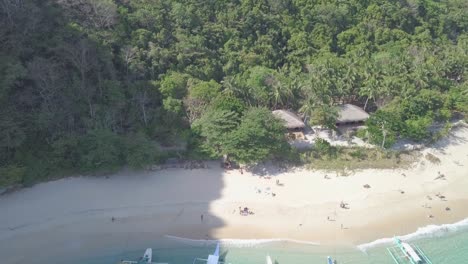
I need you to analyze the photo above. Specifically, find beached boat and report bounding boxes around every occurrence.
[387,237,433,264]
[192,243,230,264]
[120,248,168,264]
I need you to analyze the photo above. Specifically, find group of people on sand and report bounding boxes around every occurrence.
[339,201,350,209]
[239,206,254,216]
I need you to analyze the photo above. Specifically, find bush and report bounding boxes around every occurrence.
[22,156,54,187]
[365,110,401,148]
[314,138,331,153]
[125,132,158,169]
[349,149,367,160]
[77,129,124,173]
[356,128,368,140]
[403,116,433,141]
[425,153,441,164]
[0,165,25,187]
[314,138,337,158]
[431,123,452,142]
[400,89,445,120]
[51,135,80,171]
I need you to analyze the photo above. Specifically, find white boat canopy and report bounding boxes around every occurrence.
[207,243,220,264]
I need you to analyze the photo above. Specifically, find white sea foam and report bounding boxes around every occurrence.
[165,235,319,247]
[357,218,468,251]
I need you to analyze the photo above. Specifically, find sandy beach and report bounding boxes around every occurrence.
[1,126,468,262]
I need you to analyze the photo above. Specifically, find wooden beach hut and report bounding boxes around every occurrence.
[272,109,306,140]
[335,104,369,127]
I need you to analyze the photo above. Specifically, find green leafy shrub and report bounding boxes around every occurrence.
[349,149,367,160]
[77,129,124,173]
[365,110,401,148]
[356,128,368,140]
[125,132,158,169]
[314,138,337,158]
[0,165,25,187]
[403,116,433,141]
[314,138,331,153]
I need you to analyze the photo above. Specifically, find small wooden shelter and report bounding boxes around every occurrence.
[272,110,305,131]
[335,104,369,126]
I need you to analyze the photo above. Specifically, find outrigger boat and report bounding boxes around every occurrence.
[327,256,337,264]
[266,255,273,264]
[192,243,231,264]
[387,237,433,264]
[120,248,168,264]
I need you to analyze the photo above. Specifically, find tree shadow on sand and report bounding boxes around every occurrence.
[0,160,228,264]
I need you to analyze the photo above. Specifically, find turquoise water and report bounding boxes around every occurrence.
[72,229,468,264]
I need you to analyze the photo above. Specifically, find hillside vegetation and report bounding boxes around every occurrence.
[0,0,467,186]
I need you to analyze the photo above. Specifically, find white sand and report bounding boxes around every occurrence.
[1,126,468,262]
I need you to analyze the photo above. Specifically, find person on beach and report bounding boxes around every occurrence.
[201,214,204,222]
[340,201,349,209]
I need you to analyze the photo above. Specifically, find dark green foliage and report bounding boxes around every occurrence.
[194,107,289,164]
[400,90,447,120]
[125,132,158,169]
[224,108,289,164]
[188,80,221,102]
[403,117,433,141]
[314,138,332,154]
[0,165,25,187]
[446,86,468,114]
[51,135,81,171]
[160,72,190,99]
[313,138,338,158]
[0,0,467,185]
[365,111,401,148]
[209,94,246,115]
[193,109,241,157]
[309,105,339,130]
[77,129,124,173]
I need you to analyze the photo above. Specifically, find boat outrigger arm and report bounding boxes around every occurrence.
[386,237,433,264]
[120,248,169,264]
[192,243,231,264]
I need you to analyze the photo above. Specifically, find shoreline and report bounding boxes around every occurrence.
[0,127,467,261]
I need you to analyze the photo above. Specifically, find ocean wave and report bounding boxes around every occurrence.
[357,218,468,251]
[165,235,319,247]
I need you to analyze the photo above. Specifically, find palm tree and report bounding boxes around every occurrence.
[269,71,294,109]
[221,76,252,106]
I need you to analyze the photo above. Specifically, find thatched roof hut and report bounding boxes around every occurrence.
[272,110,305,130]
[336,104,369,125]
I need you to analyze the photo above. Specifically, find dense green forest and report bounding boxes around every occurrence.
[1,0,467,186]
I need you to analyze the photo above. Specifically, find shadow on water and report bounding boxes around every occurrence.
[219,250,228,262]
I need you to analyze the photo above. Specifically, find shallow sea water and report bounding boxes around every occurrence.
[71,225,468,264]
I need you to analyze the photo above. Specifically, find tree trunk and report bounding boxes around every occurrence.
[364,97,369,111]
[381,124,386,148]
[141,103,148,126]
